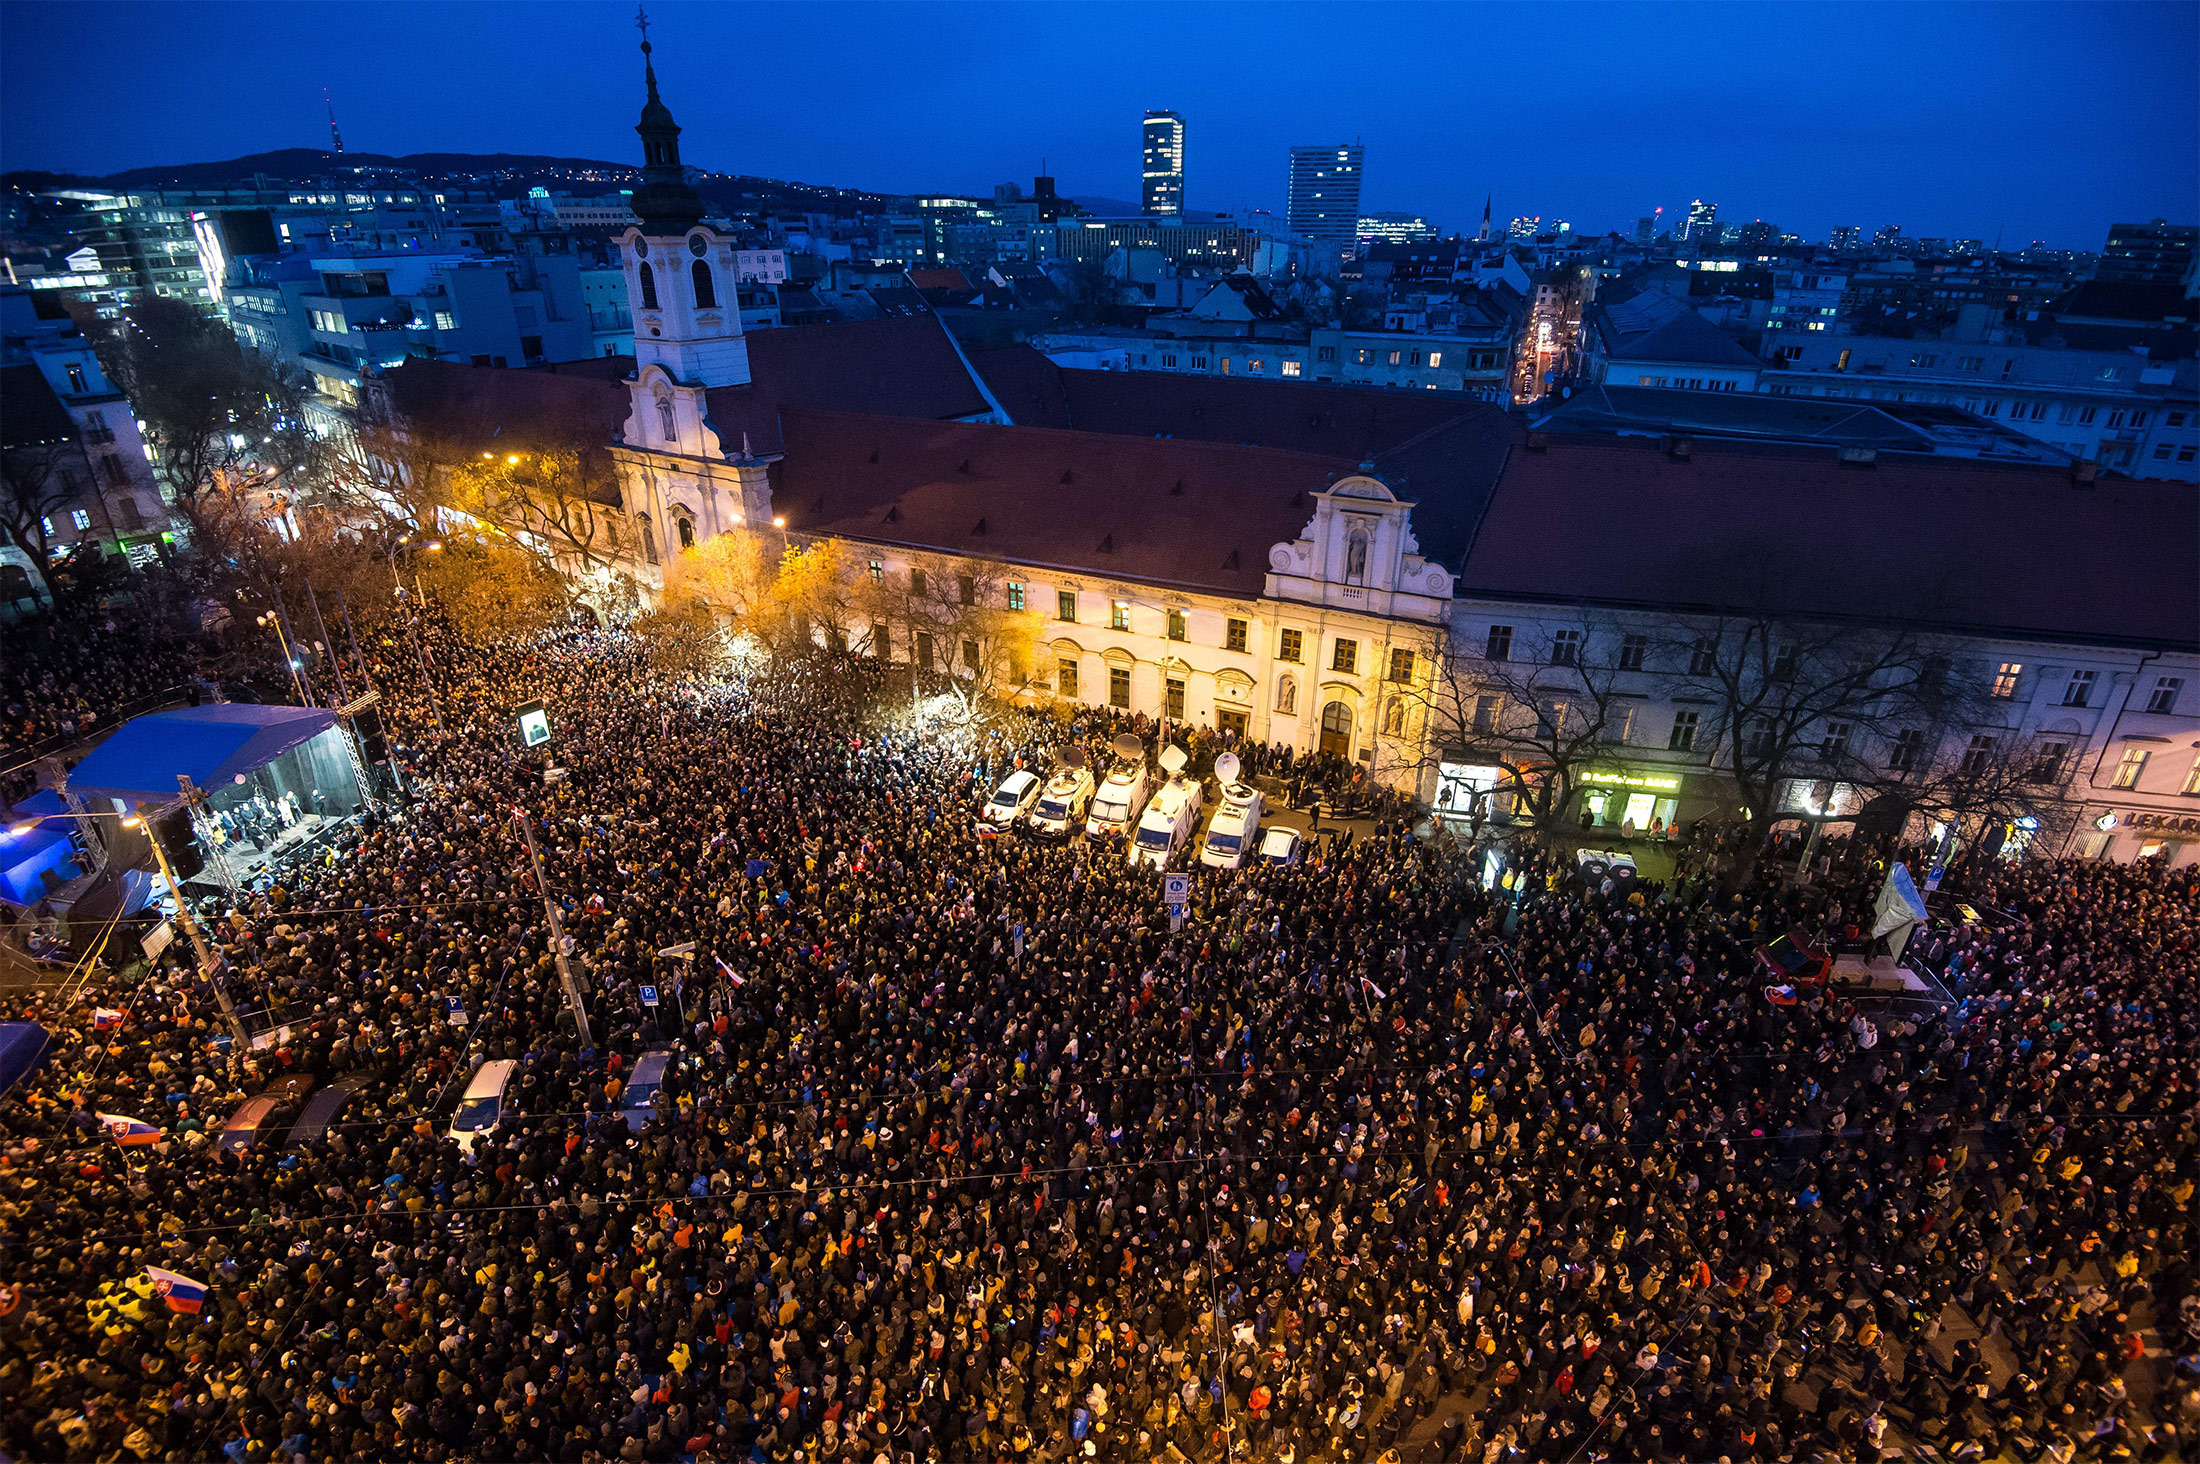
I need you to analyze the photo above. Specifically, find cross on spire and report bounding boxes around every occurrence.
[636,4,660,98]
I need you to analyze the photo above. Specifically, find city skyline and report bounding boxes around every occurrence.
[0,0,2191,248]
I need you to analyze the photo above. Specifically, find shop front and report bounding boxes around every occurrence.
[1577,767,1685,837]
[2086,808,2200,865]
[1436,757,1509,820]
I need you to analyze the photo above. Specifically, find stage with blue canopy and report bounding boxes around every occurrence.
[65,705,342,808]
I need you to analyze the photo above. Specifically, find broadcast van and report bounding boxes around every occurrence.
[1130,745,1203,870]
[1198,754,1264,869]
[1086,734,1152,840]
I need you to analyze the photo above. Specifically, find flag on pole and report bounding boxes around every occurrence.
[1359,977,1388,1001]
[144,1266,208,1314]
[97,1113,161,1147]
[714,955,745,988]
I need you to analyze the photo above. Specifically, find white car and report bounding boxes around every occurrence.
[448,1058,516,1156]
[1256,826,1304,866]
[1087,737,1151,839]
[1199,757,1264,869]
[1130,746,1202,870]
[1028,765,1095,839]
[980,769,1041,831]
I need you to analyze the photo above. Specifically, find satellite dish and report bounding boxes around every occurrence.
[1060,745,1087,769]
[1215,751,1241,785]
[1159,744,1188,777]
[1110,733,1145,761]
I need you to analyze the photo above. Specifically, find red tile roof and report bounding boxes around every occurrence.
[771,409,1357,596]
[1462,435,2200,649]
[704,316,994,454]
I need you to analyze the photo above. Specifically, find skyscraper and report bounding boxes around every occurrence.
[1142,111,1185,217]
[1682,199,1717,242]
[2096,219,2197,286]
[1285,143,1365,248]
[1828,225,1862,252]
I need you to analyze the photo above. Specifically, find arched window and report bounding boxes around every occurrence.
[1344,529,1370,586]
[1276,675,1297,716]
[675,514,695,551]
[636,511,658,565]
[637,261,659,310]
[690,259,717,309]
[655,392,677,442]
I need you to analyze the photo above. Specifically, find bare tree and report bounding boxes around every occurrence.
[1388,613,1639,838]
[0,443,85,598]
[446,446,624,587]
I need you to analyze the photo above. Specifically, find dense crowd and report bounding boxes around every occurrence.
[1,619,2195,1464]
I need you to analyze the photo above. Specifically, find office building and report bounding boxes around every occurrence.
[1681,199,1717,242]
[1285,144,1365,249]
[1828,225,1862,252]
[2096,220,2197,287]
[1142,111,1185,218]
[1356,213,1436,244]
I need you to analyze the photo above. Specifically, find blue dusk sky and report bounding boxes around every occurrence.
[2,0,2193,247]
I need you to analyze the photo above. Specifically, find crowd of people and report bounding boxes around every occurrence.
[0,616,2194,1464]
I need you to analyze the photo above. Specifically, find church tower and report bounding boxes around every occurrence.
[618,9,749,463]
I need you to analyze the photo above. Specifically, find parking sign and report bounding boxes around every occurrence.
[1163,874,1191,908]
[639,984,659,1008]
[445,996,465,1027]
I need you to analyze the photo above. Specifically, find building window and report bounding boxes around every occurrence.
[1820,720,1853,759]
[1317,347,1335,362]
[1053,589,1076,622]
[1889,729,1925,773]
[1618,634,1648,671]
[100,455,127,487]
[1689,640,1716,676]
[871,622,890,658]
[1770,646,1796,681]
[638,262,658,310]
[1278,628,1302,662]
[1486,625,1513,662]
[1165,677,1185,720]
[65,364,87,394]
[1109,666,1131,708]
[1550,629,1582,667]
[1332,639,1357,674]
[1388,647,1414,683]
[1472,693,1499,734]
[2062,670,2096,707]
[1276,676,1297,716]
[1110,600,1130,632]
[957,574,975,607]
[1167,608,1188,641]
[2030,740,2069,783]
[1388,350,1402,366]
[915,631,934,669]
[434,310,457,330]
[1006,581,1025,612]
[962,638,980,670]
[1539,700,1568,739]
[71,509,91,531]
[868,558,884,581]
[1669,709,1700,751]
[2183,754,2200,795]
[1606,704,1636,745]
[909,567,927,598]
[2112,747,2151,789]
[1991,662,2022,698]
[1427,351,1443,368]
[1281,360,1302,377]
[1961,734,1995,774]
[1225,618,1248,653]
[2146,676,2183,713]
[690,260,717,309]
[1058,660,1078,697]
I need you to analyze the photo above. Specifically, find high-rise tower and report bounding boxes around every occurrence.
[1142,111,1185,217]
[1285,144,1364,250]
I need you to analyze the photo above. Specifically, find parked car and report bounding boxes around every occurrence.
[287,1073,367,1148]
[1130,746,1203,871]
[1087,735,1152,840]
[218,1073,316,1155]
[1199,754,1264,869]
[448,1058,518,1155]
[1028,760,1096,839]
[980,769,1041,833]
[1256,826,1304,866]
[617,1047,676,1129]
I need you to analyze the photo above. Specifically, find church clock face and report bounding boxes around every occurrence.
[687,234,708,258]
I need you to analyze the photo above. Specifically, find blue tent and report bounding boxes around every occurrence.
[65,704,339,810]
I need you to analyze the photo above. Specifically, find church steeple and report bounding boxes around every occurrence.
[630,6,705,233]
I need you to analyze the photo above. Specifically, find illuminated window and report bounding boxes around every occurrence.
[2183,754,2200,795]
[868,558,883,581]
[1110,601,1130,632]
[1278,628,1302,662]
[1388,647,1414,683]
[1006,581,1024,612]
[2112,747,2150,789]
[1225,618,1248,653]
[1332,639,1357,674]
[1167,609,1187,641]
[1427,352,1442,368]
[1991,662,2022,698]
[1281,361,1302,377]
[434,311,457,330]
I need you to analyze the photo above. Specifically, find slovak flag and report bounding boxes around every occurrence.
[1765,984,1799,1007]
[1360,977,1389,1001]
[145,1266,209,1314]
[97,1113,162,1147]
[93,1008,125,1030]
[715,955,745,988]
